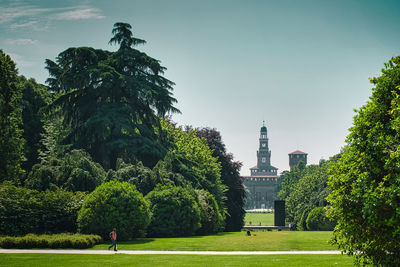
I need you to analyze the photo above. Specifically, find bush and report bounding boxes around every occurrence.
[0,233,101,249]
[0,182,86,235]
[77,181,150,241]
[196,189,225,235]
[306,207,335,231]
[146,184,201,237]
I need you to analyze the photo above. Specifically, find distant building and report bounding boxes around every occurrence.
[289,150,308,168]
[242,122,308,210]
[242,123,280,210]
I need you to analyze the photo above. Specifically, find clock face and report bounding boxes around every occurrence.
[262,143,266,147]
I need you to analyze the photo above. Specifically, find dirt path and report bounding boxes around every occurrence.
[0,249,342,255]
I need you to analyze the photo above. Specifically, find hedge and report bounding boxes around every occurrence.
[0,182,86,235]
[0,233,101,249]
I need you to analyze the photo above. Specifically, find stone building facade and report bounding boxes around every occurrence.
[242,123,280,209]
[289,150,308,168]
[242,123,307,210]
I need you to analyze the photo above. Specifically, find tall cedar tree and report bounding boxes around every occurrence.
[45,23,179,169]
[0,50,25,183]
[196,128,246,231]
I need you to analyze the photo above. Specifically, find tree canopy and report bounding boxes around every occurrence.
[195,127,245,231]
[0,50,25,183]
[44,22,179,169]
[327,56,400,266]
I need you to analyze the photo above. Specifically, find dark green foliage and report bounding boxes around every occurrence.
[278,161,306,200]
[298,208,311,231]
[327,56,400,266]
[278,156,340,230]
[0,233,101,249]
[109,157,187,195]
[45,22,179,169]
[306,207,335,231]
[146,184,201,237]
[26,149,106,192]
[161,120,227,216]
[0,182,86,235]
[0,50,25,183]
[19,76,52,173]
[77,180,150,240]
[284,160,331,228]
[195,127,245,232]
[57,150,106,192]
[196,189,225,235]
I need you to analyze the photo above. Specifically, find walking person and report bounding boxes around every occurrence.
[108,228,117,251]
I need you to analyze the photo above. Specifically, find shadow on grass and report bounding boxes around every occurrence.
[97,232,240,246]
[115,238,156,245]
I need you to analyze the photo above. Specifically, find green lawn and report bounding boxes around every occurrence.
[244,212,275,226]
[92,231,337,251]
[0,254,354,267]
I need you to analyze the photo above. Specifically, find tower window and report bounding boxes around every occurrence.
[262,157,266,163]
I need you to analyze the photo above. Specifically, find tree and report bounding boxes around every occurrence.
[0,50,25,183]
[327,56,400,266]
[161,120,227,213]
[285,160,332,229]
[19,76,52,172]
[77,180,150,240]
[45,22,179,169]
[108,157,188,196]
[196,189,225,235]
[278,161,307,200]
[196,127,245,231]
[26,149,106,192]
[109,22,146,50]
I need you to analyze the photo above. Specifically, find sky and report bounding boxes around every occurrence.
[1,0,400,175]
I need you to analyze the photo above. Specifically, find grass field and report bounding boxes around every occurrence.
[244,212,275,225]
[0,254,354,267]
[92,231,336,251]
[1,231,347,266]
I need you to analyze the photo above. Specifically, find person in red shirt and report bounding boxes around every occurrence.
[108,228,117,251]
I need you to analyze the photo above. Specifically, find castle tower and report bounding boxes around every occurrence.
[242,121,280,210]
[250,122,278,176]
[288,150,308,168]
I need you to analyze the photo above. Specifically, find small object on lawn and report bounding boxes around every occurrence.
[246,230,251,236]
[253,234,256,236]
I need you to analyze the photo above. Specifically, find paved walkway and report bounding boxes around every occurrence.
[0,249,342,255]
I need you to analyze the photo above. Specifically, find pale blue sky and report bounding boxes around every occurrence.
[1,0,400,174]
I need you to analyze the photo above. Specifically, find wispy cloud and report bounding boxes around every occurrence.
[0,6,51,24]
[5,38,38,45]
[0,4,105,30]
[54,7,105,20]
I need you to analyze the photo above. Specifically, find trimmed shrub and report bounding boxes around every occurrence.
[0,233,101,249]
[0,182,86,235]
[146,184,201,237]
[77,181,150,241]
[306,207,335,231]
[196,189,225,235]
